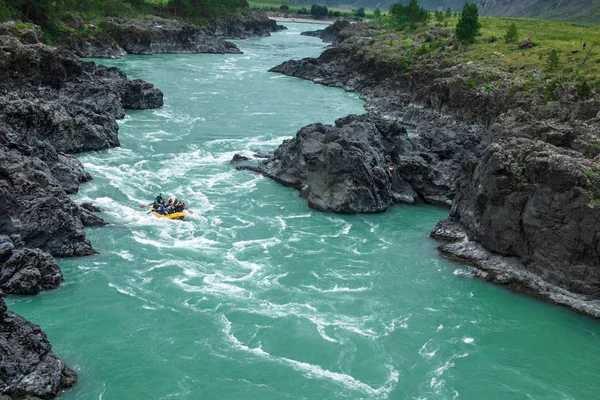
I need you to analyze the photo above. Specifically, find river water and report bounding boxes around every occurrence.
[7,23,600,400]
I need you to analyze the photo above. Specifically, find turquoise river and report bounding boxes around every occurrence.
[7,23,600,400]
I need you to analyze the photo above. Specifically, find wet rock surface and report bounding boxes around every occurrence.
[0,21,161,257]
[61,14,285,58]
[301,20,350,45]
[0,295,77,399]
[0,21,162,397]
[234,113,480,212]
[261,22,600,316]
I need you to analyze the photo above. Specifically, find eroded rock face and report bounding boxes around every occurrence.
[59,14,285,58]
[445,110,600,303]
[0,236,62,295]
[234,113,482,212]
[214,14,287,39]
[0,21,161,256]
[301,20,350,45]
[264,21,600,316]
[0,296,77,398]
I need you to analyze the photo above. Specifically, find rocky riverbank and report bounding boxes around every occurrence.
[0,20,163,398]
[234,22,600,317]
[60,13,286,58]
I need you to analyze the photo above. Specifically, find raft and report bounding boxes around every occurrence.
[151,210,185,220]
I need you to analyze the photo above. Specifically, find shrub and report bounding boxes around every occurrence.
[504,23,518,43]
[548,49,560,71]
[455,3,480,44]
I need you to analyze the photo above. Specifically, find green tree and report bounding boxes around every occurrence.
[434,11,444,22]
[373,7,382,21]
[389,0,429,28]
[455,2,480,44]
[548,49,560,70]
[310,4,328,17]
[280,4,289,13]
[504,22,518,43]
[355,7,365,18]
[445,7,452,18]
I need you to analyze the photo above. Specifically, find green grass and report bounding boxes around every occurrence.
[247,0,371,18]
[362,13,600,91]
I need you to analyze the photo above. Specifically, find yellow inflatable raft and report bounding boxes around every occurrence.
[151,210,186,220]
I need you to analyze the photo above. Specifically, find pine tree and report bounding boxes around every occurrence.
[455,3,480,44]
[445,7,452,18]
[548,49,560,71]
[504,23,518,43]
[374,7,382,22]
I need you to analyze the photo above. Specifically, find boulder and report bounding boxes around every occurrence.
[0,296,77,398]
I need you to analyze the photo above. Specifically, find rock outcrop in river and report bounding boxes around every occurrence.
[300,20,350,45]
[0,295,77,399]
[61,13,286,58]
[0,20,164,396]
[239,22,600,317]
[235,113,480,212]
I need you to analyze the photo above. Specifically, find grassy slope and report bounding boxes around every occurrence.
[361,14,600,98]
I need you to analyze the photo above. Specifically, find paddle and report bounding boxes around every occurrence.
[188,209,194,215]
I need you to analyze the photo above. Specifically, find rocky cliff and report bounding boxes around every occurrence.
[61,13,286,58]
[238,22,600,317]
[0,20,163,397]
[0,295,77,399]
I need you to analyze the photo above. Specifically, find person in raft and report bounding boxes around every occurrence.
[151,194,187,215]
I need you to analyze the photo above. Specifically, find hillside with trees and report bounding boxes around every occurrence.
[284,0,600,24]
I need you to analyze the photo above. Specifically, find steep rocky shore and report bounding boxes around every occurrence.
[300,20,350,45]
[235,22,600,317]
[61,13,286,58]
[0,20,163,397]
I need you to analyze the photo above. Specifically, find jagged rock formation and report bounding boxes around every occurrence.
[0,236,62,296]
[0,21,161,257]
[248,22,600,316]
[61,14,286,58]
[301,20,350,45]
[234,113,480,212]
[0,295,77,399]
[0,21,163,397]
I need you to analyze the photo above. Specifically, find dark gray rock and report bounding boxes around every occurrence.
[122,79,164,110]
[79,207,108,227]
[265,20,600,316]
[0,296,77,398]
[214,14,287,39]
[101,17,241,56]
[0,240,62,295]
[0,21,162,256]
[80,203,102,212]
[301,20,350,45]
[59,14,286,58]
[240,113,477,212]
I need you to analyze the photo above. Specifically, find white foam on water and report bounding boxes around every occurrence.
[452,269,474,278]
[108,283,136,298]
[316,325,339,343]
[304,284,372,293]
[419,339,438,359]
[232,237,280,250]
[428,353,469,393]
[113,250,135,261]
[220,314,399,398]
[223,251,264,282]
[462,337,474,344]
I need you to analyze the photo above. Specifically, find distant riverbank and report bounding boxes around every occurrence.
[270,16,333,25]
